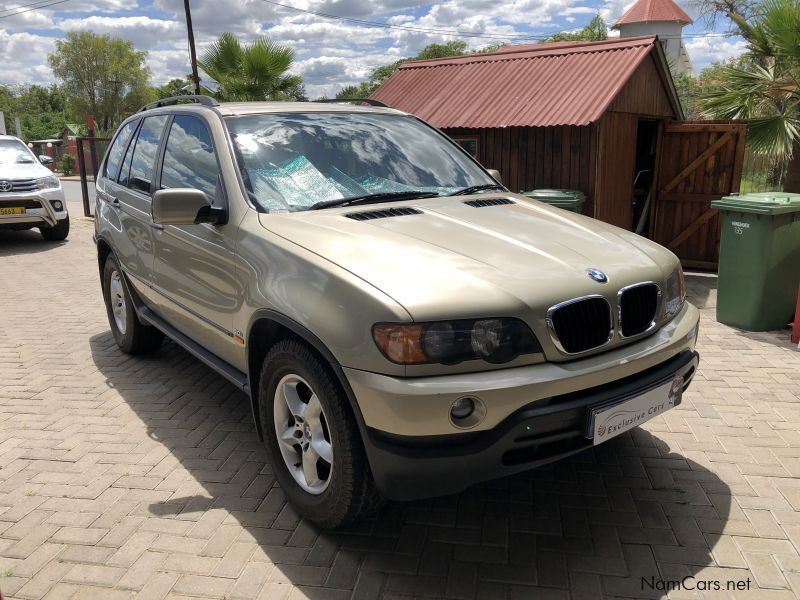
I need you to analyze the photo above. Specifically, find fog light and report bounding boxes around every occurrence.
[450,397,475,420]
[51,200,63,210]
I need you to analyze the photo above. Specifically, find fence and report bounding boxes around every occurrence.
[740,151,786,194]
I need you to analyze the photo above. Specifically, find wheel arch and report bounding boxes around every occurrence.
[96,236,113,282]
[246,310,372,456]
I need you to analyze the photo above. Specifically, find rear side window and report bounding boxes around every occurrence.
[160,115,220,202]
[126,115,168,194]
[104,120,137,182]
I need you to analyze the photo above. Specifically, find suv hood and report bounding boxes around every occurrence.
[258,195,676,321]
[0,161,52,179]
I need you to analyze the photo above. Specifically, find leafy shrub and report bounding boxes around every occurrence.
[58,153,76,176]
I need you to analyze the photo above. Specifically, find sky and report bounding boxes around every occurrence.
[0,0,748,99]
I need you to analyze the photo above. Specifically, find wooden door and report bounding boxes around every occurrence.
[651,121,747,269]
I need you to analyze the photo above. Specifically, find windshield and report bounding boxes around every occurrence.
[226,112,496,212]
[0,139,36,164]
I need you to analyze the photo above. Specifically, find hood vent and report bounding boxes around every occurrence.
[345,207,423,221]
[464,198,515,208]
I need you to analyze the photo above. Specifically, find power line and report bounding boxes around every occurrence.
[0,0,60,14]
[0,0,71,19]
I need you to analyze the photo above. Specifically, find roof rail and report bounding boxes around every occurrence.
[316,98,389,108]
[138,95,220,113]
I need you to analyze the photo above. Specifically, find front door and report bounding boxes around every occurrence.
[108,115,169,301]
[651,121,747,269]
[149,114,241,366]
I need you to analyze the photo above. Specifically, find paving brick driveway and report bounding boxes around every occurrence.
[1,218,800,600]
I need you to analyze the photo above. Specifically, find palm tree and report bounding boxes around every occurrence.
[700,0,800,191]
[198,32,303,102]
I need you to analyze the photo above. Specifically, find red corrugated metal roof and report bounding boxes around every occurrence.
[613,0,693,27]
[371,37,670,128]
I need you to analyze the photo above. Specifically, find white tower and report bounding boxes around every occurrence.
[613,0,694,74]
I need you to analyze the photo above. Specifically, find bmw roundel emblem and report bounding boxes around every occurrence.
[586,268,608,283]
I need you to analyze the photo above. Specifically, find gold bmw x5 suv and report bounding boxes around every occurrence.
[94,96,700,527]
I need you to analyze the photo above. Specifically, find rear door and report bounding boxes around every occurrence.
[149,113,241,366]
[651,121,747,269]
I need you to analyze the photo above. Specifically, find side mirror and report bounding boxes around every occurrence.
[152,188,223,225]
[487,169,503,185]
[39,155,53,165]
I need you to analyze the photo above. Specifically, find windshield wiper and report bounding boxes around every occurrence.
[448,184,505,196]
[308,191,439,211]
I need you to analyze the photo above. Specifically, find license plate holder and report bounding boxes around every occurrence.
[588,376,684,445]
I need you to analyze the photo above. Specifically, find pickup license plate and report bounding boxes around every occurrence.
[0,207,25,215]
[590,376,683,445]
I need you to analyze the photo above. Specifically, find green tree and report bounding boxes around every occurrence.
[48,31,153,133]
[416,40,469,59]
[699,0,800,191]
[17,85,69,139]
[198,32,303,101]
[0,85,18,135]
[544,15,608,43]
[672,58,751,119]
[156,78,192,99]
[0,84,70,140]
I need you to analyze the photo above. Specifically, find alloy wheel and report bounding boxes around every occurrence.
[109,270,127,334]
[273,373,333,494]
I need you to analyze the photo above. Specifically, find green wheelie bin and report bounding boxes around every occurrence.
[522,189,586,213]
[710,192,800,331]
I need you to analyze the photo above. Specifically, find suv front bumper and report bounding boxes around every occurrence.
[362,350,698,500]
[344,302,700,501]
[0,189,67,228]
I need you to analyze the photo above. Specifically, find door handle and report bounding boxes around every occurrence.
[97,190,118,206]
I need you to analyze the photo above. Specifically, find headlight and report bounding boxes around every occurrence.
[35,175,60,190]
[372,318,541,365]
[664,265,686,320]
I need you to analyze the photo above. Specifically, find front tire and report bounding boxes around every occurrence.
[40,215,69,241]
[259,339,382,528]
[102,254,163,354]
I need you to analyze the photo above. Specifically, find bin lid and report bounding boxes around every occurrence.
[711,192,800,215]
[522,188,586,204]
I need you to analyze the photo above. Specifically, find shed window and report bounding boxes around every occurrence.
[453,137,479,158]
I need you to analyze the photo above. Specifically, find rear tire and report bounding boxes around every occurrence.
[102,254,163,354]
[41,215,69,241]
[259,339,383,528]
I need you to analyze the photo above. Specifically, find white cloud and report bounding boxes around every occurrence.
[56,16,183,48]
[147,49,192,86]
[153,0,274,38]
[0,30,58,85]
[599,0,635,24]
[685,35,746,70]
[3,0,709,97]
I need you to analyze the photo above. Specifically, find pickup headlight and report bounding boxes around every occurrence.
[664,265,686,320]
[372,318,541,365]
[35,175,60,190]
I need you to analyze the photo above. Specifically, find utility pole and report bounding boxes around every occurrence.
[183,0,202,95]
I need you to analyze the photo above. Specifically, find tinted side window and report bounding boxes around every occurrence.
[127,115,168,194]
[104,120,137,181]
[160,116,220,202]
[118,133,136,187]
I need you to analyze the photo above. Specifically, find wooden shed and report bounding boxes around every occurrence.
[372,36,746,269]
